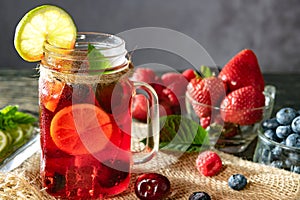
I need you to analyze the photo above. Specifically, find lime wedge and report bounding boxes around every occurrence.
[14,5,77,62]
[0,130,9,156]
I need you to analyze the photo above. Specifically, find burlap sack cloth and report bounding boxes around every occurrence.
[0,149,299,200]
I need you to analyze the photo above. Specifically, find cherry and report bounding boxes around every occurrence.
[134,173,171,200]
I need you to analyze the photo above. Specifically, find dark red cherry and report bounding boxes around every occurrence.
[134,173,171,200]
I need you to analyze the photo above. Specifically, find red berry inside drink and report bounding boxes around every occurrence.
[39,61,134,198]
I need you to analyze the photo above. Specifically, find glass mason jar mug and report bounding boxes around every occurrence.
[39,32,159,198]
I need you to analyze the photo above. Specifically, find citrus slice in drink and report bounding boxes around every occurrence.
[14,5,77,62]
[50,104,116,155]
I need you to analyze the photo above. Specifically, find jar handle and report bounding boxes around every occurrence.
[131,81,160,165]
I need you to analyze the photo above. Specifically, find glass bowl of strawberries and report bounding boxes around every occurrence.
[185,49,276,153]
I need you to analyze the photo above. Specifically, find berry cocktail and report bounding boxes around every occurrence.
[39,32,159,199]
[14,5,159,199]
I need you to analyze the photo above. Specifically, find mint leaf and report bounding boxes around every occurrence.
[87,44,111,71]
[13,111,37,124]
[159,115,210,152]
[1,105,18,116]
[0,105,37,131]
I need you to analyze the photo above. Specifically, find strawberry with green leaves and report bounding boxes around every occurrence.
[220,85,265,125]
[218,49,265,92]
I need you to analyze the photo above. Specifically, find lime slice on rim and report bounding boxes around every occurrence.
[14,5,77,62]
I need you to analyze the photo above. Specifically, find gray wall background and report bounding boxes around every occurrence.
[1,0,300,73]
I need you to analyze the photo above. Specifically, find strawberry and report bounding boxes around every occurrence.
[220,123,241,138]
[182,69,197,82]
[187,77,226,117]
[220,86,265,125]
[196,150,222,177]
[200,116,211,129]
[218,49,265,92]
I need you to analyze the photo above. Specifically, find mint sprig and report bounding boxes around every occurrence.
[159,115,210,152]
[87,44,112,71]
[0,105,37,131]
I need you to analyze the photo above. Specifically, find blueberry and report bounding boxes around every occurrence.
[271,146,282,159]
[261,148,271,163]
[276,107,297,125]
[285,133,300,148]
[262,118,279,130]
[228,174,247,190]
[270,160,283,169]
[264,129,281,142]
[275,125,292,139]
[291,116,300,133]
[290,165,300,174]
[285,159,292,169]
[288,152,300,163]
[189,191,211,200]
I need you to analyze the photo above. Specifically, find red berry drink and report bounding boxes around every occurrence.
[39,33,135,199]
[14,7,159,200]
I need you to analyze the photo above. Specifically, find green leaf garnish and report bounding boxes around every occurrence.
[0,105,36,131]
[159,115,210,152]
[87,44,112,72]
[0,105,37,161]
[200,65,213,78]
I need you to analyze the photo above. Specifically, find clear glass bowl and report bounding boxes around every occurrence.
[253,128,300,173]
[185,85,276,153]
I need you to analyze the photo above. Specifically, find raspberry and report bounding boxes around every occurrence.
[196,151,222,177]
